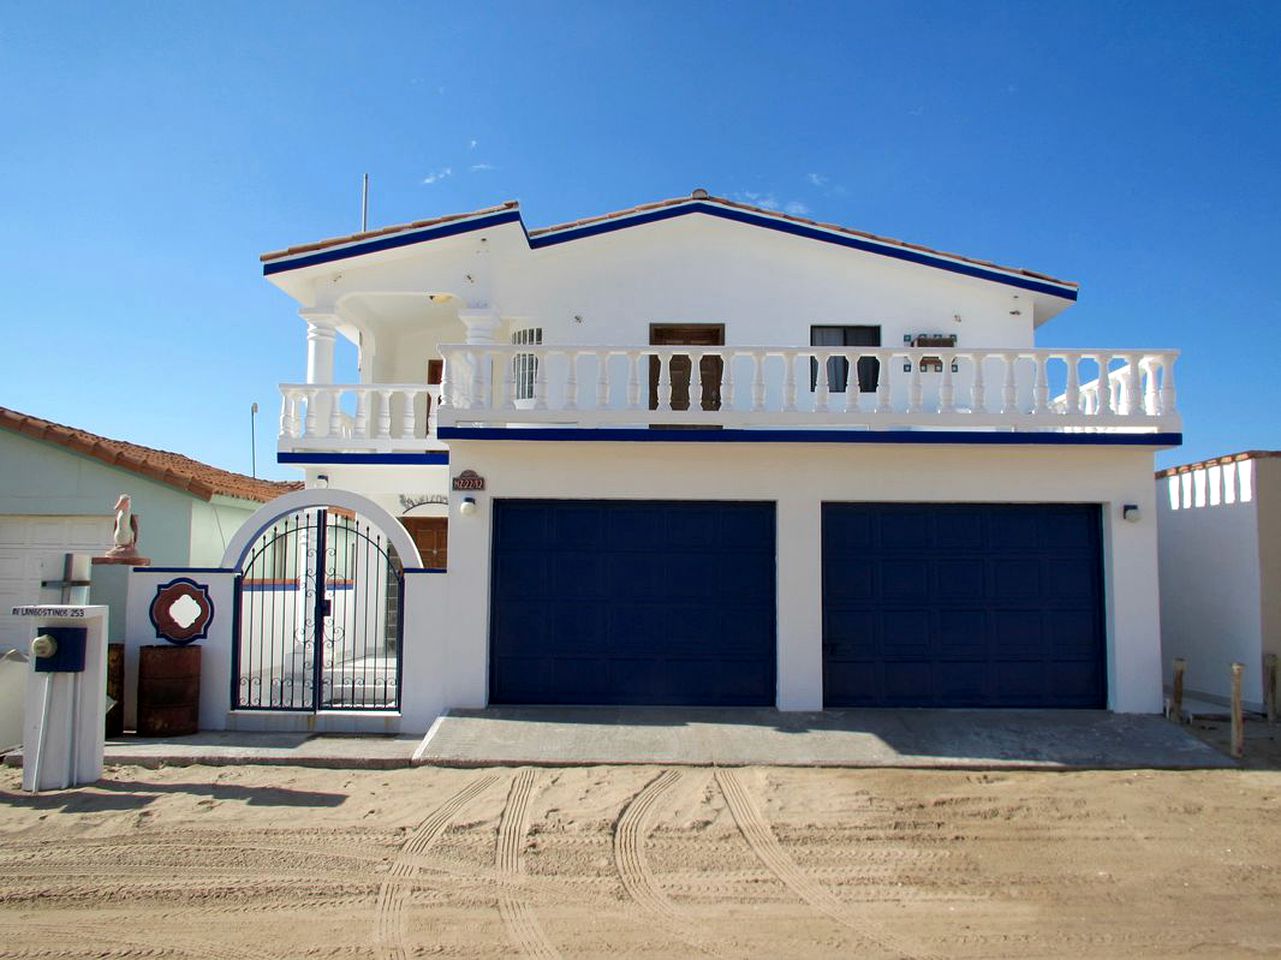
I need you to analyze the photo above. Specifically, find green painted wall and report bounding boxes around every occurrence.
[0,429,262,567]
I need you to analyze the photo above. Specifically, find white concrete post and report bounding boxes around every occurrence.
[17,605,109,790]
[776,496,823,710]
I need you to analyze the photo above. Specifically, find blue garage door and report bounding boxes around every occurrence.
[490,500,776,706]
[823,503,1105,708]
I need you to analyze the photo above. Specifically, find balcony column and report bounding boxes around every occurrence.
[457,306,501,409]
[300,309,339,438]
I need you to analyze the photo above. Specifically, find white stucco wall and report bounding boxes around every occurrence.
[1157,456,1280,709]
[442,440,1163,714]
[275,212,1056,384]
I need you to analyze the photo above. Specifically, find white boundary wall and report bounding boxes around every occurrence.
[1157,456,1281,710]
[444,440,1164,714]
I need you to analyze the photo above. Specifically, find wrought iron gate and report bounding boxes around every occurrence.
[233,508,403,711]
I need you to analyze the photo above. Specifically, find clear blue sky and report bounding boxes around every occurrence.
[2,2,1277,480]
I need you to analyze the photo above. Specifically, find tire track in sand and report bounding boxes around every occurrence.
[373,774,498,960]
[715,769,942,960]
[612,769,728,959]
[496,769,560,960]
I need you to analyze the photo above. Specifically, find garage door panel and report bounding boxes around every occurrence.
[937,561,984,600]
[491,500,776,706]
[823,503,1104,708]
[991,560,1041,600]
[882,560,927,600]
[881,610,932,657]
[937,610,988,656]
[823,560,874,601]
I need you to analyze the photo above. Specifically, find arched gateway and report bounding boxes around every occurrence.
[222,490,423,713]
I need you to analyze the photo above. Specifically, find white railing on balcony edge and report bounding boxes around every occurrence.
[435,344,1180,433]
[278,383,443,450]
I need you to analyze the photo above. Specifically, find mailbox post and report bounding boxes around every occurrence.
[15,605,108,791]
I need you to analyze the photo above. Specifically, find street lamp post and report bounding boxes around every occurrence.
[250,402,259,478]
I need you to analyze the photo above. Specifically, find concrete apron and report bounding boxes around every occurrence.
[414,707,1234,770]
[0,708,1234,771]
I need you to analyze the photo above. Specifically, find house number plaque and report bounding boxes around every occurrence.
[452,469,486,491]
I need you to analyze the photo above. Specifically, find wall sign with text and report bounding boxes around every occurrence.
[452,470,486,491]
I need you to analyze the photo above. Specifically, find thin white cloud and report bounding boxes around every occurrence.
[421,166,453,185]
[737,190,780,210]
[784,201,810,216]
[470,162,496,172]
[468,139,478,150]
[806,172,828,187]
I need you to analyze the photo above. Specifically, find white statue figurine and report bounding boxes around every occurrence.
[108,494,140,557]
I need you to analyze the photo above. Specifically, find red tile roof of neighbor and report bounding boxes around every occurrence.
[0,406,302,504]
[259,191,1079,290]
[1155,450,1281,479]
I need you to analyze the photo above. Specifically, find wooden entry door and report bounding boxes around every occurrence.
[649,324,724,412]
[401,517,448,570]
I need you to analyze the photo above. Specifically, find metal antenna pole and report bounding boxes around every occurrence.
[250,402,259,478]
[361,173,369,232]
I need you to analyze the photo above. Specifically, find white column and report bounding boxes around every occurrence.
[301,310,340,438]
[776,496,823,710]
[458,306,501,345]
[458,307,501,411]
[301,309,340,384]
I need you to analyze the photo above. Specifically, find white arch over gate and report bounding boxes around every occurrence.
[222,488,424,570]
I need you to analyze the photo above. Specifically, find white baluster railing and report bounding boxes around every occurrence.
[281,345,1181,450]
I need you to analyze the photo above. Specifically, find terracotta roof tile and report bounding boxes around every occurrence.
[1156,450,1281,479]
[0,406,301,503]
[260,201,520,262]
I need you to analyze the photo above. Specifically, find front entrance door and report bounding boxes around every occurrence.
[649,324,724,413]
[402,517,448,570]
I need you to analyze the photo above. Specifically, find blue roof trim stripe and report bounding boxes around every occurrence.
[529,203,1078,301]
[277,451,450,465]
[439,427,1179,447]
[262,209,524,275]
[263,200,1076,299]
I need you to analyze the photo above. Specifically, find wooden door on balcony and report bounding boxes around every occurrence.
[401,517,448,570]
[649,324,724,413]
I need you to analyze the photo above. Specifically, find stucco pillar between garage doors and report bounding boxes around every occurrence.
[776,496,824,710]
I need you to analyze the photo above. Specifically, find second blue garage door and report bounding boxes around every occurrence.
[823,503,1106,708]
[490,500,777,706]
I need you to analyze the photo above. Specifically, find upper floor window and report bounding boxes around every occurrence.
[811,325,881,392]
[511,327,543,400]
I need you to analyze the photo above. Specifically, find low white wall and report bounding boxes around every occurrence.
[1157,458,1275,709]
[125,568,236,732]
[444,440,1164,713]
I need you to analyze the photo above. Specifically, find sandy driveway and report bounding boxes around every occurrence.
[2,763,1279,958]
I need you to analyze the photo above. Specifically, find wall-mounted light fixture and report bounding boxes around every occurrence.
[1122,504,1142,523]
[315,474,330,489]
[459,496,478,517]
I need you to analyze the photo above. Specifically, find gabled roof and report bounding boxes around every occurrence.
[259,191,1079,300]
[0,406,301,504]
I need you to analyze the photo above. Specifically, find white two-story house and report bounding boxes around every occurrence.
[236,190,1178,726]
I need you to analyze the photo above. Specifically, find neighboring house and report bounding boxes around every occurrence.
[210,189,1180,728]
[0,406,298,652]
[1157,451,1281,712]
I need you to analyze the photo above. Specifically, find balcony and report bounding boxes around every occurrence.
[277,383,443,452]
[278,345,1180,455]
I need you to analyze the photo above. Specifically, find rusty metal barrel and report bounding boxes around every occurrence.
[105,643,124,738]
[137,645,201,737]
